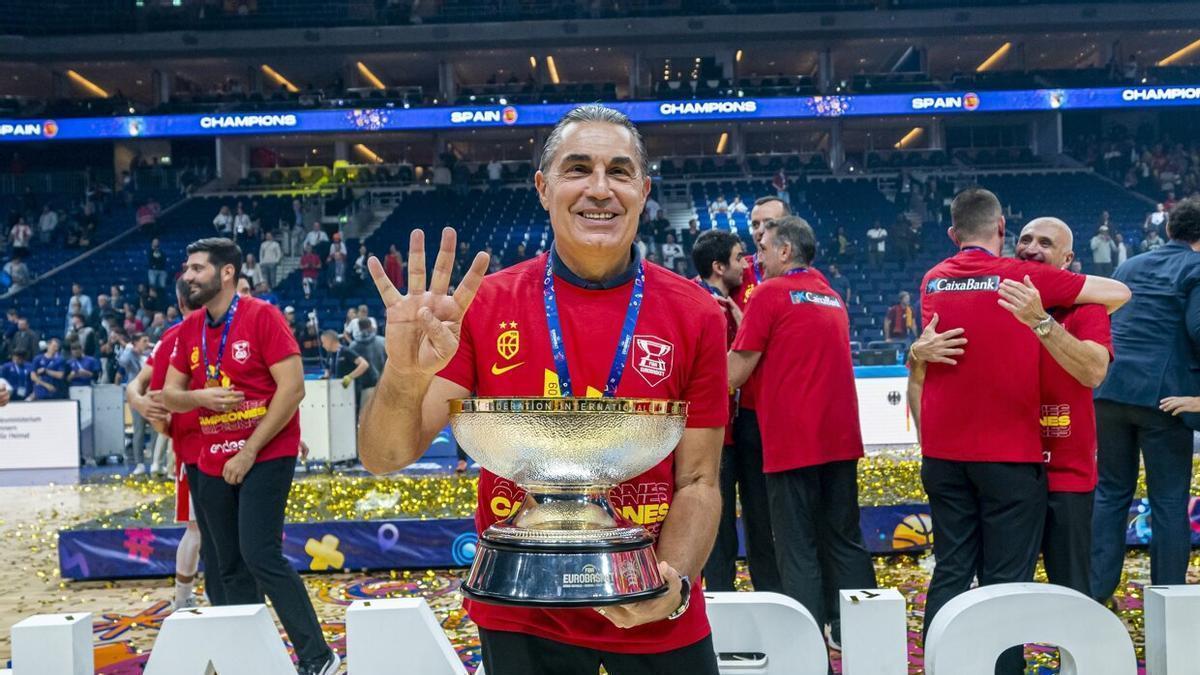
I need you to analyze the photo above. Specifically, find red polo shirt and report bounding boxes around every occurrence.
[169,296,301,476]
[919,249,1086,463]
[440,252,727,654]
[732,269,864,472]
[1041,304,1112,492]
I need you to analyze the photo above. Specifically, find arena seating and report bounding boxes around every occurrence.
[0,166,1160,354]
[0,194,297,338]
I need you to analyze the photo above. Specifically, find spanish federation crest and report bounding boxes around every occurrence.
[497,323,520,360]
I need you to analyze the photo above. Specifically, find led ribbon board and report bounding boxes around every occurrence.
[2,84,1198,142]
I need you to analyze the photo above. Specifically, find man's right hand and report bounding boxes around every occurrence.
[367,227,489,379]
[141,390,170,424]
[909,313,968,366]
[192,386,245,413]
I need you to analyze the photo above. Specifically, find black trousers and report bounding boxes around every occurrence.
[184,463,226,606]
[478,627,719,675]
[1042,490,1093,596]
[920,457,1046,675]
[194,457,328,663]
[765,459,877,629]
[703,410,782,593]
[1091,400,1195,602]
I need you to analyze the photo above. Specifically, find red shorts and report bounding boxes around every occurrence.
[174,460,193,523]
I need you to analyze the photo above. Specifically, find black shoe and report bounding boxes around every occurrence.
[297,650,341,675]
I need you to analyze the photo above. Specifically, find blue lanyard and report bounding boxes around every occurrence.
[695,278,723,298]
[202,295,239,383]
[782,267,809,277]
[543,255,645,398]
[751,255,763,284]
[960,246,995,257]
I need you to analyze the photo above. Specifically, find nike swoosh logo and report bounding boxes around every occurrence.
[491,362,525,375]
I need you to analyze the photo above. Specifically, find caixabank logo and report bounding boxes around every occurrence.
[925,275,1001,294]
[789,290,843,308]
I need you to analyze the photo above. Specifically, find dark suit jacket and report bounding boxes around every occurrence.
[1096,240,1200,427]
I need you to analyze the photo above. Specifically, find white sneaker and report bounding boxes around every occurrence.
[149,463,160,475]
[131,464,147,476]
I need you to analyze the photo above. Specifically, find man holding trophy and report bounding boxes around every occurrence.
[359,105,727,674]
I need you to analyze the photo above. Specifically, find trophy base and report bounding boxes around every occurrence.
[461,534,669,607]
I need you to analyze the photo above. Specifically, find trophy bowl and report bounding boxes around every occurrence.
[450,397,688,607]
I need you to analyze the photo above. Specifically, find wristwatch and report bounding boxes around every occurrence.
[1032,314,1055,337]
[667,575,691,621]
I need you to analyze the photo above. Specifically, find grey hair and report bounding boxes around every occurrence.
[538,104,649,177]
[764,215,817,266]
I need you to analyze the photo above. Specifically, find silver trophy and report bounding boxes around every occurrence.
[450,397,687,606]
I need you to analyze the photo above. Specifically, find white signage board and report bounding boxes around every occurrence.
[0,400,81,469]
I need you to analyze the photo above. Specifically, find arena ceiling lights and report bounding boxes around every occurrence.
[353,143,383,163]
[976,42,1012,72]
[894,127,923,149]
[5,82,1200,142]
[260,64,299,93]
[1157,37,1200,66]
[65,70,108,98]
[355,62,386,90]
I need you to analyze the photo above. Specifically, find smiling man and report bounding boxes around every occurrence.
[906,190,1129,675]
[359,105,727,675]
[909,216,1113,600]
[162,238,338,675]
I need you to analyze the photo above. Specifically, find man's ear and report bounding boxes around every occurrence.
[947,226,959,247]
[534,170,550,211]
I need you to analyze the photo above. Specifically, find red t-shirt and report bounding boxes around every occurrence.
[732,270,865,472]
[169,296,301,476]
[148,323,202,465]
[1041,304,1112,492]
[439,253,728,654]
[734,255,828,411]
[919,249,1086,463]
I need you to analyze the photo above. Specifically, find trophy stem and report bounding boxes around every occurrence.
[505,485,627,532]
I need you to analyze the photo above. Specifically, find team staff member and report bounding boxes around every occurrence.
[129,279,225,608]
[709,195,801,596]
[30,339,67,400]
[909,188,1129,673]
[359,105,727,675]
[692,230,779,593]
[162,238,338,675]
[1091,196,1200,604]
[910,217,1112,596]
[66,342,100,386]
[319,330,376,410]
[729,216,876,651]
